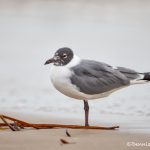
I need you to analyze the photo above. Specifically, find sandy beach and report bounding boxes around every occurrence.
[0,111,150,150]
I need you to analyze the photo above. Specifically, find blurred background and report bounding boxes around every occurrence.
[0,0,150,119]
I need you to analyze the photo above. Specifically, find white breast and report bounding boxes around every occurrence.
[50,55,86,99]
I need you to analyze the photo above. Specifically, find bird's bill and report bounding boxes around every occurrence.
[44,58,55,65]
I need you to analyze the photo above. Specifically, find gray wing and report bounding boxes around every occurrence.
[70,60,134,95]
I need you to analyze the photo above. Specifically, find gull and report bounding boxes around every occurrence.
[45,47,150,126]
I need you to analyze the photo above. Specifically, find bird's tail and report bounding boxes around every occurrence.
[143,72,150,81]
[130,72,150,84]
[116,67,150,84]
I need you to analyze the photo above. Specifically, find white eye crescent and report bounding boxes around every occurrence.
[63,53,67,58]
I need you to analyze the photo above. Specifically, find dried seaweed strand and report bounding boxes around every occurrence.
[0,115,119,130]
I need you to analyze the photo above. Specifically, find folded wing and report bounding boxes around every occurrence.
[70,60,137,95]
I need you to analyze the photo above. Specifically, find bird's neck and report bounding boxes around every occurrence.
[65,55,81,68]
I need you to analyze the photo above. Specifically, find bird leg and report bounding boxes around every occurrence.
[83,100,89,126]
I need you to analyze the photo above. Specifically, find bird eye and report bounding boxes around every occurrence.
[63,54,67,58]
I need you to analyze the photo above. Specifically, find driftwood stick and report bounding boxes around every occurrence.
[24,124,119,130]
[0,123,119,130]
[0,115,119,130]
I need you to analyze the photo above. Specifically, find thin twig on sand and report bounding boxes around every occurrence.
[0,114,119,131]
